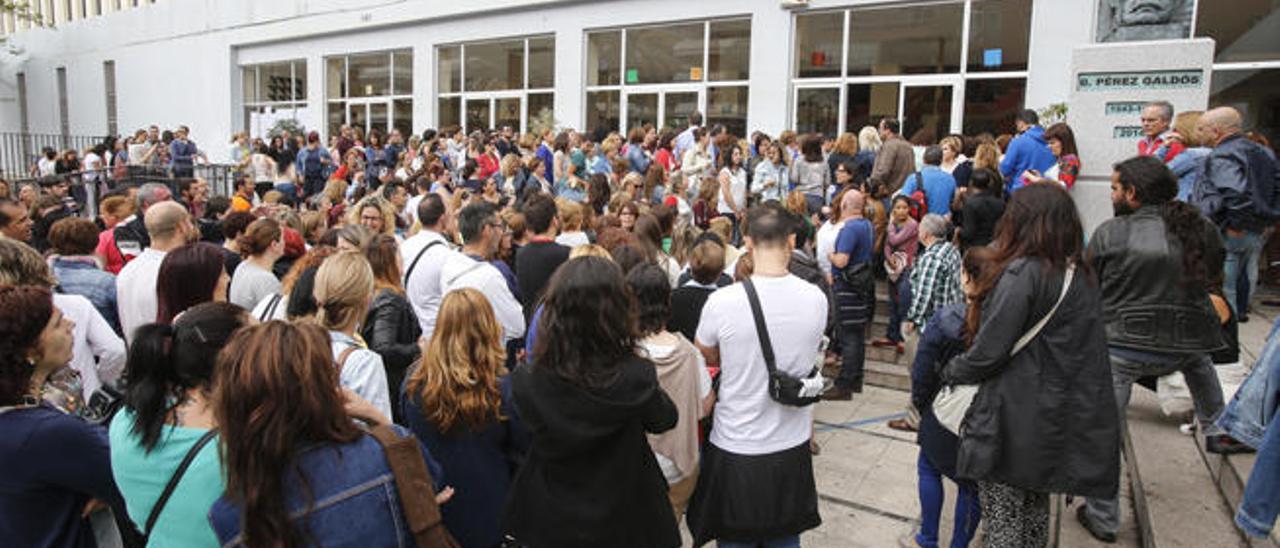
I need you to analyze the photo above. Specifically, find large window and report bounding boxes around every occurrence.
[1195,1,1280,145]
[242,60,307,137]
[792,1,1030,141]
[326,50,413,139]
[435,36,555,134]
[586,18,751,137]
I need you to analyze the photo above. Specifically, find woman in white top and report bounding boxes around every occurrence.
[815,188,848,283]
[680,128,713,198]
[716,145,748,241]
[313,251,392,418]
[228,218,283,310]
[249,143,277,189]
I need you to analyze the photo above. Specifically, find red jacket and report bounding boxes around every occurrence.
[1137,134,1185,163]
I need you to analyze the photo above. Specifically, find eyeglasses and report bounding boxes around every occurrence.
[361,214,383,223]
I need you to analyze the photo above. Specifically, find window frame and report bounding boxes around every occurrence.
[434,34,556,134]
[789,0,1030,137]
[325,49,414,139]
[583,17,751,135]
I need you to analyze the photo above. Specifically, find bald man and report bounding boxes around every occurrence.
[1191,106,1280,320]
[116,201,196,343]
[823,188,876,400]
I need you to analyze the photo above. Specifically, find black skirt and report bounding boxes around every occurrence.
[686,441,821,545]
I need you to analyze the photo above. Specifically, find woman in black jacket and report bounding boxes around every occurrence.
[941,184,1119,547]
[954,168,1004,253]
[504,256,680,548]
[361,234,421,417]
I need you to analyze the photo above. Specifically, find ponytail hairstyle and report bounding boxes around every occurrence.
[123,302,249,451]
[237,217,283,258]
[212,320,360,548]
[312,251,374,331]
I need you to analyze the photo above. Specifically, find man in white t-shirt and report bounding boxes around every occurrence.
[688,206,827,546]
[116,201,195,344]
[441,202,525,343]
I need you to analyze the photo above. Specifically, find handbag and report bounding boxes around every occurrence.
[933,264,1075,435]
[743,278,824,407]
[368,425,461,548]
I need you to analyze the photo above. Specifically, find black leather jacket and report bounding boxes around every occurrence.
[1192,133,1279,232]
[361,288,422,401]
[1087,205,1225,355]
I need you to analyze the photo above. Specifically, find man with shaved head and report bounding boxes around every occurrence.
[823,188,876,400]
[115,201,195,343]
[1192,106,1280,320]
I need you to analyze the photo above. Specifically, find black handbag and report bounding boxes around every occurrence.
[743,278,822,407]
[837,220,876,296]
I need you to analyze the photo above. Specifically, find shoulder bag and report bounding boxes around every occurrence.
[743,278,825,407]
[933,264,1075,435]
[838,220,876,297]
[369,425,461,548]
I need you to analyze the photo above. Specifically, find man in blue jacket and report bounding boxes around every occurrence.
[1000,109,1057,194]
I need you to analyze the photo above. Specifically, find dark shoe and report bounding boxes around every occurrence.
[896,343,905,355]
[1240,314,1250,323]
[871,338,896,348]
[1076,505,1117,543]
[887,418,918,432]
[821,385,854,401]
[1206,434,1256,455]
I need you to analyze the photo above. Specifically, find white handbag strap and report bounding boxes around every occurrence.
[1009,264,1075,356]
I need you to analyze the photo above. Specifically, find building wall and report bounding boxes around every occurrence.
[1,0,1097,156]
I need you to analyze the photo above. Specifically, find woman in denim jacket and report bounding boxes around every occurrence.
[208,321,448,548]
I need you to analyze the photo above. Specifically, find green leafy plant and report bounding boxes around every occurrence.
[1039,103,1069,126]
[1,1,49,44]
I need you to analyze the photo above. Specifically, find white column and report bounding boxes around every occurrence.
[554,25,584,130]
[1025,0,1094,110]
[747,6,794,135]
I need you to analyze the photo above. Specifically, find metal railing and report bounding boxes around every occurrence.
[0,132,103,179]
[6,164,239,218]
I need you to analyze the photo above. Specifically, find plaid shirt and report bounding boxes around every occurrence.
[907,240,963,329]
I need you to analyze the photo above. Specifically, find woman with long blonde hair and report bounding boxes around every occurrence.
[313,251,391,418]
[403,288,527,548]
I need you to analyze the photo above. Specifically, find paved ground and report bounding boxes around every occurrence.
[674,297,1278,547]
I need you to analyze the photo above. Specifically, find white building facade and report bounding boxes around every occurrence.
[0,0,1275,164]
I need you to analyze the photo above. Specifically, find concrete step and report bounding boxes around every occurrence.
[865,360,910,391]
[1196,431,1279,547]
[1127,388,1248,548]
[1051,458,1142,547]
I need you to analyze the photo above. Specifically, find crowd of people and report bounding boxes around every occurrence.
[0,100,1278,548]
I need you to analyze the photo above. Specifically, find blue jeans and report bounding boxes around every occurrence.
[1223,230,1264,315]
[1218,316,1280,449]
[916,453,981,548]
[887,271,912,343]
[1238,415,1280,538]
[719,535,801,548]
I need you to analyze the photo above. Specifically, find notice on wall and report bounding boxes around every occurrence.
[1077,69,1204,91]
[1105,101,1147,116]
[1112,126,1145,139]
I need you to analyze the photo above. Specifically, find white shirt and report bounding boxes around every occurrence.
[228,261,280,311]
[815,220,845,276]
[696,274,827,455]
[250,293,289,322]
[440,253,525,342]
[554,231,591,248]
[640,337,712,483]
[330,331,392,419]
[404,194,425,226]
[717,167,747,215]
[401,230,461,343]
[116,248,166,345]
[54,293,125,399]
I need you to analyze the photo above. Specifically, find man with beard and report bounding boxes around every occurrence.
[1079,155,1247,543]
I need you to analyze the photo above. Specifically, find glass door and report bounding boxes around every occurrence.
[663,91,700,130]
[346,100,393,137]
[494,95,523,133]
[464,99,491,134]
[625,92,659,133]
[899,80,960,144]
